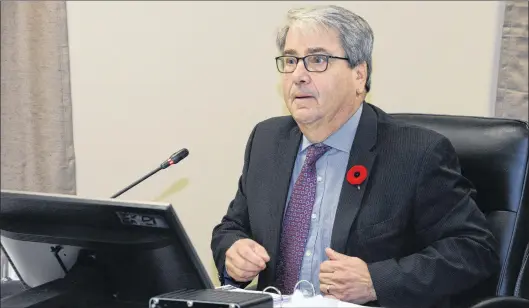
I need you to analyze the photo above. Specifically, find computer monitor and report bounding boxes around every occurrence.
[0,189,214,308]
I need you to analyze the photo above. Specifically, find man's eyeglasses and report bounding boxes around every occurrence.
[275,54,349,73]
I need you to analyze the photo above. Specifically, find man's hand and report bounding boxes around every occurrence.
[225,238,270,282]
[319,248,377,304]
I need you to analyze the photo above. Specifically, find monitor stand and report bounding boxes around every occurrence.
[1,249,116,308]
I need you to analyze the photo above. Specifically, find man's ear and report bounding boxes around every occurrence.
[353,62,367,92]
[355,62,367,83]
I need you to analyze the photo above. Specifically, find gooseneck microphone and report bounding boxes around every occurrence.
[110,148,189,199]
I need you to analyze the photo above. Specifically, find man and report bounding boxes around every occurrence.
[211,5,499,308]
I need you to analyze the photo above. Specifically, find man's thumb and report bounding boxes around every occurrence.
[325,248,345,260]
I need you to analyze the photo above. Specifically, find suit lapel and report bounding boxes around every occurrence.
[331,103,378,254]
[267,123,301,278]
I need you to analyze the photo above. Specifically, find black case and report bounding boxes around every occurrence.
[149,289,273,308]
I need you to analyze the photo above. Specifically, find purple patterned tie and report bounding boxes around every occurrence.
[276,143,331,294]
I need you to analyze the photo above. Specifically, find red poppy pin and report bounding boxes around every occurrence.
[346,165,368,187]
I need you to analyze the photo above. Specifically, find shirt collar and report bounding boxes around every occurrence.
[300,103,363,154]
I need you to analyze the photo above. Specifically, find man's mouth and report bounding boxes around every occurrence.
[294,95,313,99]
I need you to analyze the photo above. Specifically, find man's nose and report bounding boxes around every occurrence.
[292,60,310,84]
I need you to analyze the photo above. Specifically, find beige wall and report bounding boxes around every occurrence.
[66,1,505,283]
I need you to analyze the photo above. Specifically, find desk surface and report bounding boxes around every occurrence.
[1,279,25,299]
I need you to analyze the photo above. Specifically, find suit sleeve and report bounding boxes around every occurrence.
[367,136,500,307]
[210,124,257,286]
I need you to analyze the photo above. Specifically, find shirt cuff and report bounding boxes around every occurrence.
[223,268,243,288]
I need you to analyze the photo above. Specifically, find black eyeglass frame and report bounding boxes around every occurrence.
[275,54,350,73]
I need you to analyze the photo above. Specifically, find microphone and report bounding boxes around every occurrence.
[110,148,189,199]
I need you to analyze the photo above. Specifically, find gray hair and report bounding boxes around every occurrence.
[276,5,374,92]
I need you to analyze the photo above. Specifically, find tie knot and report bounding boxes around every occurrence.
[305,143,331,167]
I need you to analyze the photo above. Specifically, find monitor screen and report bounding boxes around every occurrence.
[0,189,214,307]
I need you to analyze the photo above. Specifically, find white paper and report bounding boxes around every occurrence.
[217,286,372,308]
[282,290,370,307]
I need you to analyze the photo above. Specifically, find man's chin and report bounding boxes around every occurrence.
[291,110,319,125]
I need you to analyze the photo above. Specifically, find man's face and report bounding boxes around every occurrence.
[281,26,364,126]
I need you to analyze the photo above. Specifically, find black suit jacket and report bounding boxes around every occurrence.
[211,103,499,308]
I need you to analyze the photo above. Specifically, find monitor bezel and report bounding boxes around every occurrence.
[0,189,214,291]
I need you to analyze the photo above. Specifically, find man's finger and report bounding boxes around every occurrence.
[251,242,270,262]
[232,255,263,272]
[325,248,347,261]
[319,272,335,285]
[241,270,260,281]
[226,259,244,280]
[238,245,266,268]
[228,247,262,272]
[320,260,340,273]
[320,283,328,295]
[320,283,338,297]
[226,260,257,282]
[320,260,332,273]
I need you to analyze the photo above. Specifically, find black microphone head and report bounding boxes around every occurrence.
[161,148,189,169]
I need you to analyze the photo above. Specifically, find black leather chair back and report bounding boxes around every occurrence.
[470,296,529,308]
[515,243,528,298]
[391,113,529,297]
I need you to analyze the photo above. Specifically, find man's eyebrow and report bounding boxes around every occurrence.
[283,49,298,56]
[282,47,331,56]
[307,47,331,54]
